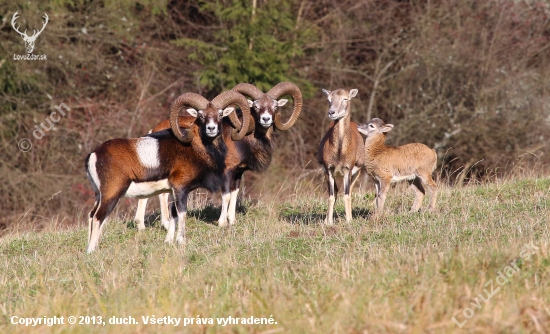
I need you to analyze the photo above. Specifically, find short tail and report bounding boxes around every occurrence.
[85,152,101,196]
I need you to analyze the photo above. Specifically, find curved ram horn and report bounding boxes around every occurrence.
[267,82,303,131]
[232,83,264,100]
[212,90,251,141]
[230,83,262,135]
[169,92,209,144]
[227,105,256,136]
[227,110,255,138]
[231,83,264,135]
[245,114,256,134]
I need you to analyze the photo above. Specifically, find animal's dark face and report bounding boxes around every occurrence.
[187,103,235,138]
[357,118,394,138]
[248,96,288,128]
[322,88,358,120]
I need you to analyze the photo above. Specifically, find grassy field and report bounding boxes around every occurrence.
[1,177,549,333]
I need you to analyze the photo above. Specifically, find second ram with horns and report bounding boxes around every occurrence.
[218,81,303,226]
[131,82,303,229]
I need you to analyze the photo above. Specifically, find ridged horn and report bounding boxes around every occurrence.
[267,82,303,131]
[245,114,256,134]
[231,83,263,135]
[232,83,264,100]
[169,92,209,143]
[211,90,251,141]
[227,110,255,138]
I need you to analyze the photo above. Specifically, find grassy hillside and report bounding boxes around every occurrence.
[1,177,549,333]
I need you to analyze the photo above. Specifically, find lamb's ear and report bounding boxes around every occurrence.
[349,89,358,99]
[322,89,331,96]
[381,124,394,132]
[277,99,288,107]
[247,99,254,108]
[186,108,198,117]
[221,107,235,117]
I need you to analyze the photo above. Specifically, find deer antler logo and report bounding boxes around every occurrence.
[12,11,49,54]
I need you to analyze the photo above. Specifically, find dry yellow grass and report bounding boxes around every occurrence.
[1,177,549,333]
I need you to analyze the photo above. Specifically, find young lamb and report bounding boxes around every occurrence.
[357,118,437,215]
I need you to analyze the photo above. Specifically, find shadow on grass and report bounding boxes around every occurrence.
[125,201,250,228]
[125,211,163,229]
[280,212,326,225]
[189,202,249,225]
[280,206,373,225]
[351,207,372,219]
[189,204,222,225]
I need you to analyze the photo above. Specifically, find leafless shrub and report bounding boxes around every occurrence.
[2,0,550,232]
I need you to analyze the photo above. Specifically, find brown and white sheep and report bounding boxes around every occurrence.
[318,88,364,225]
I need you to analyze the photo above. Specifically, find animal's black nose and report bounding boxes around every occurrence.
[328,110,335,116]
[262,117,270,123]
[207,126,216,131]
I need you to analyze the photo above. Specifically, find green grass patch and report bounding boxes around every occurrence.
[1,178,549,333]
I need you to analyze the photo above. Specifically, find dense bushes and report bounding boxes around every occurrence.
[1,0,549,230]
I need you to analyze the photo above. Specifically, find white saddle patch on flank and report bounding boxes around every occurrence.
[136,137,160,169]
[391,174,416,183]
[125,179,171,199]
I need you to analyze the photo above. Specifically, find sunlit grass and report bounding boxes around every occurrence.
[1,177,549,333]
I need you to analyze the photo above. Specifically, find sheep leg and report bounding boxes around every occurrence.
[87,194,121,254]
[218,192,230,227]
[228,176,241,226]
[219,171,241,227]
[164,193,177,243]
[173,188,190,245]
[87,199,99,247]
[325,168,336,225]
[134,198,148,231]
[158,192,172,230]
[348,167,362,219]
[218,177,231,227]
[87,177,129,253]
[87,216,102,254]
[349,167,362,194]
[408,177,425,212]
[343,168,353,223]
[89,198,99,221]
[374,180,380,208]
[419,173,438,212]
[375,179,391,215]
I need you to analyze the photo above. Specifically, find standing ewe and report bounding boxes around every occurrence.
[357,118,437,215]
[318,88,364,225]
